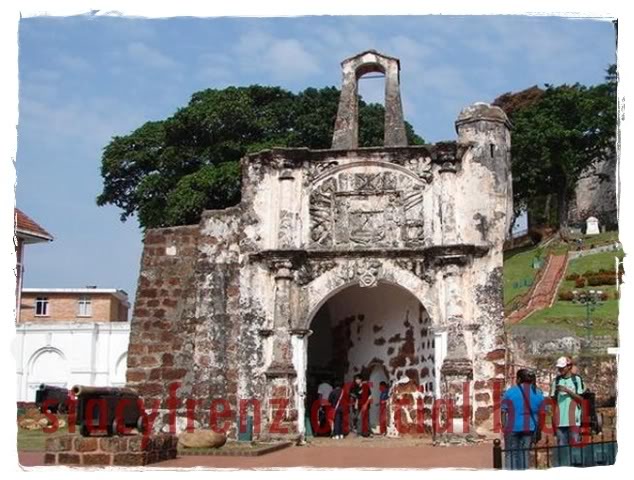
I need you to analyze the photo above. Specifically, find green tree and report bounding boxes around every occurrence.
[97,85,424,229]
[498,66,616,233]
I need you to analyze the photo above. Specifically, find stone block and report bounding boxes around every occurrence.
[113,453,147,466]
[74,436,98,452]
[99,436,128,453]
[81,454,111,466]
[58,453,81,465]
[45,435,73,452]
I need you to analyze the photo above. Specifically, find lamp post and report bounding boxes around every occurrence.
[572,289,603,351]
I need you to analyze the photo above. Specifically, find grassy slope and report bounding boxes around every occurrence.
[503,245,541,307]
[521,245,623,336]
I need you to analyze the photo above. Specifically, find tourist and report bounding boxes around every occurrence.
[317,379,333,434]
[501,369,545,470]
[550,356,585,466]
[378,381,390,435]
[328,381,345,439]
[349,374,363,434]
[350,374,373,437]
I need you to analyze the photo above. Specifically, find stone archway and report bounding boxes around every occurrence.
[304,280,437,435]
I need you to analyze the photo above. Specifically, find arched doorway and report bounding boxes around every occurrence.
[306,281,435,434]
[27,348,69,401]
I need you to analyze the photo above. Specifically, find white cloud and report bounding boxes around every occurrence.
[265,39,320,79]
[221,31,322,82]
[57,54,92,72]
[127,41,178,69]
[19,95,150,150]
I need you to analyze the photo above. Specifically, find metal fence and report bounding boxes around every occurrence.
[493,432,617,469]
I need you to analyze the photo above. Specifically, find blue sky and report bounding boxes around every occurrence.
[16,15,616,303]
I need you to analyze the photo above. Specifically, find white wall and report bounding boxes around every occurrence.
[13,322,130,401]
[308,283,436,391]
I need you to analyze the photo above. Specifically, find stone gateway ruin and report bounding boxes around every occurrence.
[126,51,513,439]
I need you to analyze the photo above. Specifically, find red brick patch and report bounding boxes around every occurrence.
[475,392,491,403]
[140,355,159,367]
[162,368,188,381]
[162,353,174,367]
[127,369,147,383]
[128,343,145,355]
[137,382,164,397]
[134,308,150,318]
[485,349,506,361]
[474,406,493,422]
[162,298,178,308]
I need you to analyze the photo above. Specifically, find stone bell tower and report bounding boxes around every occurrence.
[332,50,408,149]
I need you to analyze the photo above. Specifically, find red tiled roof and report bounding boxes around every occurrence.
[15,208,53,241]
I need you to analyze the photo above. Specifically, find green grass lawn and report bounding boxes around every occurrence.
[521,299,619,337]
[567,249,624,276]
[17,425,68,452]
[570,230,620,249]
[503,245,542,307]
[520,244,623,337]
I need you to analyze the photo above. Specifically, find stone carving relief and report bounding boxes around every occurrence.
[394,258,432,283]
[277,210,294,248]
[339,259,383,288]
[309,168,429,249]
[404,156,433,183]
[306,160,339,183]
[294,259,338,286]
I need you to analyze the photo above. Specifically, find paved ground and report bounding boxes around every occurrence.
[18,440,494,469]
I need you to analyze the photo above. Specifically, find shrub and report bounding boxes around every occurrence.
[587,273,617,286]
[600,291,610,301]
[603,275,617,286]
[575,277,587,288]
[566,273,580,281]
[588,276,603,286]
[559,291,575,301]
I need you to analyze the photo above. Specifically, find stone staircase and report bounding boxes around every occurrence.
[507,254,568,324]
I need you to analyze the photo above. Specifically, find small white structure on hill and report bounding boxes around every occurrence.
[586,216,600,235]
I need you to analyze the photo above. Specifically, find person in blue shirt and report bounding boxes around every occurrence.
[501,369,545,470]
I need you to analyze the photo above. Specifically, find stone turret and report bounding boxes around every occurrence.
[456,102,513,242]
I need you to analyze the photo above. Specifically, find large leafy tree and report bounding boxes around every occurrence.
[97,85,424,229]
[495,66,617,233]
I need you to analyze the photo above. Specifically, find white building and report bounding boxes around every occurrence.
[13,321,130,401]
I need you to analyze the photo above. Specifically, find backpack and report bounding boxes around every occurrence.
[554,374,602,434]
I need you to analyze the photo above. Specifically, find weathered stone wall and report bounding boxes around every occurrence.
[507,326,617,406]
[126,211,244,433]
[126,51,513,439]
[126,225,200,409]
[569,155,618,229]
